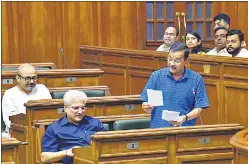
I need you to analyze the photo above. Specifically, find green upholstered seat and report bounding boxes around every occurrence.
[103,123,109,131]
[51,90,106,99]
[113,118,150,131]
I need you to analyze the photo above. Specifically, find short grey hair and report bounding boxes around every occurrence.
[63,90,88,106]
[17,63,36,76]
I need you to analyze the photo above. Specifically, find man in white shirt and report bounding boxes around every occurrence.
[2,63,52,134]
[156,26,179,52]
[225,30,248,58]
[207,27,229,56]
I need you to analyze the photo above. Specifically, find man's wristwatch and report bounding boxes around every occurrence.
[184,114,188,121]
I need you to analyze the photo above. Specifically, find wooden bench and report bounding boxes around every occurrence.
[10,95,144,164]
[230,128,248,164]
[1,68,104,90]
[2,137,22,164]
[73,124,244,164]
[2,62,56,70]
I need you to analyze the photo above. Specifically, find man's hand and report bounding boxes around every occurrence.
[142,102,154,113]
[169,115,186,127]
[66,146,81,157]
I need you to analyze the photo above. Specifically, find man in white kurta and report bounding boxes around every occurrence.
[2,63,52,134]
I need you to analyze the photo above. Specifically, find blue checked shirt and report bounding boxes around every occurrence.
[141,67,209,128]
[42,115,106,164]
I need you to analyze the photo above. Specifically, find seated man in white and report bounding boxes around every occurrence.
[207,27,229,56]
[225,29,248,58]
[2,63,52,134]
[156,26,179,52]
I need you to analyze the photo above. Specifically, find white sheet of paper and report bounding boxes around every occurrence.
[162,110,180,121]
[147,89,163,106]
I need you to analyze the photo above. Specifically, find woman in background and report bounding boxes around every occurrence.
[185,31,207,54]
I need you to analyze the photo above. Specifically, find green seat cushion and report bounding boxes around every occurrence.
[51,90,106,99]
[113,118,150,131]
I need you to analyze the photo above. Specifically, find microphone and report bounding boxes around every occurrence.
[60,47,70,69]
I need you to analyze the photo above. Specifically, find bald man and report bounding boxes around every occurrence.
[2,63,52,134]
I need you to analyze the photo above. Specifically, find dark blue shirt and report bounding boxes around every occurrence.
[42,115,106,164]
[141,67,209,128]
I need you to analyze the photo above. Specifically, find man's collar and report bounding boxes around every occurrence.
[60,115,87,126]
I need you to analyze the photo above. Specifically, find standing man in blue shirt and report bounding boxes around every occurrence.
[141,43,209,128]
[41,90,106,164]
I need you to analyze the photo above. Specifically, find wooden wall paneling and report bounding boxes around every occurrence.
[223,81,248,128]
[121,2,138,49]
[136,2,147,50]
[127,55,157,95]
[61,2,95,69]
[128,70,152,95]
[81,51,101,68]
[197,79,221,125]
[102,67,127,95]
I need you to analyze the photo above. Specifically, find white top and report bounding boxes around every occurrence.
[207,48,248,58]
[2,84,52,132]
[156,44,170,52]
[207,47,229,56]
[231,48,248,58]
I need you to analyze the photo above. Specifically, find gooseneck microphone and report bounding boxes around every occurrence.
[60,47,70,69]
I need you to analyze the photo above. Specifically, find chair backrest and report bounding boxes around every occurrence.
[51,90,106,99]
[1,94,6,132]
[113,118,150,131]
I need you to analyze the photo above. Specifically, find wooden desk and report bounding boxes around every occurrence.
[73,124,244,164]
[2,137,22,164]
[2,62,57,70]
[230,128,248,164]
[1,68,104,90]
[10,95,144,164]
[80,45,248,128]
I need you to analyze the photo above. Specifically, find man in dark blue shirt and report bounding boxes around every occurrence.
[141,43,209,128]
[41,90,106,164]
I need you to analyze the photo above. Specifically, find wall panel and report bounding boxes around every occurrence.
[2,2,248,68]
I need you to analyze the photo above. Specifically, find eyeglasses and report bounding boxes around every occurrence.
[18,75,38,82]
[167,56,183,64]
[70,106,87,111]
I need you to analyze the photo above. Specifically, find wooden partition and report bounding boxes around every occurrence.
[2,62,57,70]
[230,128,248,164]
[73,124,243,164]
[10,95,144,164]
[2,137,22,164]
[80,45,248,128]
[1,69,104,90]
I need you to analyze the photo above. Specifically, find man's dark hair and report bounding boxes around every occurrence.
[170,42,190,60]
[214,13,230,25]
[214,26,228,34]
[226,29,244,42]
[165,26,179,36]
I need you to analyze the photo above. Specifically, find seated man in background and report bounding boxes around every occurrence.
[213,13,230,30]
[141,43,209,128]
[2,63,52,135]
[41,90,106,164]
[156,26,179,52]
[207,27,229,56]
[226,30,248,58]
